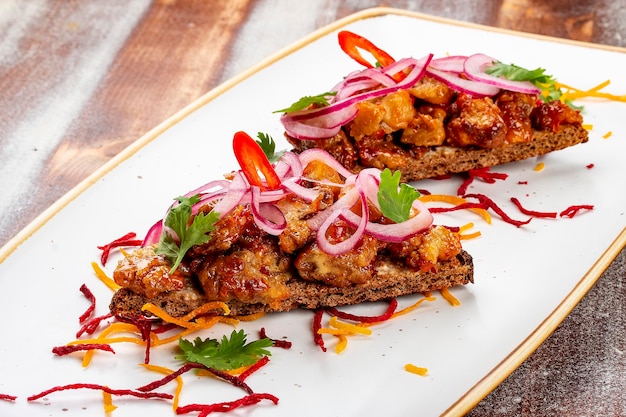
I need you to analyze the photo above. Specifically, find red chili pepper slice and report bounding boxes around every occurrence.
[232,131,281,191]
[337,30,395,68]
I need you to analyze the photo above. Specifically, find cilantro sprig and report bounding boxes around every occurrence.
[256,132,285,163]
[155,195,219,273]
[485,61,579,108]
[377,168,421,223]
[273,91,337,113]
[176,330,274,371]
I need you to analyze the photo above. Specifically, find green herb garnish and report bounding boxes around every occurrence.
[377,168,421,223]
[485,61,580,109]
[273,91,337,113]
[176,330,274,371]
[256,132,285,163]
[155,195,219,273]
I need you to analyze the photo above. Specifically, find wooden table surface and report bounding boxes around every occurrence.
[1,1,625,416]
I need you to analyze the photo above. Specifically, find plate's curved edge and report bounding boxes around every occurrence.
[2,6,623,265]
[443,227,626,417]
[0,6,624,414]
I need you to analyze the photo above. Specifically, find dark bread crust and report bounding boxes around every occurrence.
[393,124,588,181]
[110,250,473,318]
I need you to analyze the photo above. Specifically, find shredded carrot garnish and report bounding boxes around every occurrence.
[335,334,349,354]
[219,316,240,327]
[439,287,460,306]
[141,301,230,329]
[603,131,612,139]
[420,194,492,224]
[234,312,266,322]
[387,294,437,320]
[141,364,183,410]
[318,317,373,336]
[102,389,117,413]
[404,363,428,376]
[458,222,474,232]
[533,162,545,172]
[582,124,593,130]
[558,80,626,103]
[179,301,231,322]
[459,231,481,240]
[90,261,121,291]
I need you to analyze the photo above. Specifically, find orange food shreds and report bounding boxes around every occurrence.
[439,287,460,306]
[458,222,474,232]
[325,316,372,336]
[102,389,117,413]
[151,328,197,346]
[459,231,481,240]
[90,261,121,291]
[335,334,349,354]
[179,301,231,322]
[393,294,436,318]
[582,124,593,130]
[141,364,183,410]
[420,194,492,224]
[557,79,626,102]
[534,162,545,172]
[404,364,428,376]
[603,131,613,139]
[219,316,241,327]
[141,301,230,329]
[234,312,266,322]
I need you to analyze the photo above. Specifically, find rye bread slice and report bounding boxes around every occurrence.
[373,124,588,182]
[110,250,473,318]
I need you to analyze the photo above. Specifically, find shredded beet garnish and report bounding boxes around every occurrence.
[176,393,279,416]
[52,344,115,356]
[116,313,153,364]
[152,322,179,334]
[138,363,253,395]
[27,384,172,402]
[457,167,509,196]
[0,394,17,402]
[510,197,558,218]
[97,232,142,266]
[428,202,487,214]
[586,163,594,169]
[518,181,528,185]
[560,204,594,218]
[326,298,398,323]
[464,193,531,227]
[76,312,113,338]
[313,310,327,352]
[259,328,292,349]
[238,356,270,382]
[78,284,97,324]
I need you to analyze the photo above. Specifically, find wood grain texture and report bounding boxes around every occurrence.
[0,1,625,416]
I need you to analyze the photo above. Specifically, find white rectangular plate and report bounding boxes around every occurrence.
[1,8,625,417]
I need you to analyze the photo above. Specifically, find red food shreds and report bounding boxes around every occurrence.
[259,328,292,349]
[27,384,172,402]
[0,394,17,402]
[176,393,279,416]
[457,167,509,196]
[78,284,97,323]
[76,313,113,338]
[313,310,327,352]
[97,232,142,266]
[464,193,531,227]
[52,344,115,356]
[326,298,398,323]
[560,204,594,218]
[115,313,154,364]
[238,356,270,382]
[510,197,558,218]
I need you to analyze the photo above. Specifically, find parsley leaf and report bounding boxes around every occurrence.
[377,168,421,223]
[155,195,219,273]
[273,91,337,113]
[176,330,274,371]
[256,132,285,163]
[485,61,580,109]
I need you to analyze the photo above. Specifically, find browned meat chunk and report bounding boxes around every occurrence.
[113,246,186,298]
[446,93,507,148]
[496,91,536,144]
